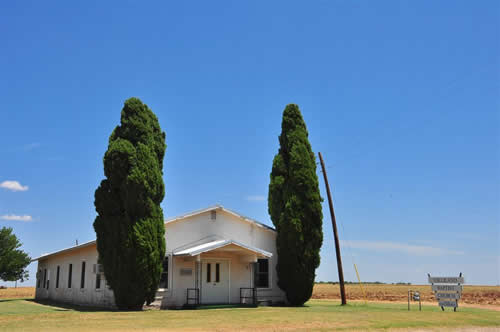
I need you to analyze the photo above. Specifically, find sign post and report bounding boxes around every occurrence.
[407,290,421,311]
[428,273,464,311]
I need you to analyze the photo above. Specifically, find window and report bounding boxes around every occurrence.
[210,210,216,220]
[215,263,220,283]
[206,263,211,282]
[255,259,269,288]
[159,257,168,289]
[43,269,47,289]
[94,263,103,290]
[80,261,86,289]
[56,266,60,288]
[68,264,72,288]
[37,270,41,288]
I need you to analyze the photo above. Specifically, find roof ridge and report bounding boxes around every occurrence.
[165,205,275,232]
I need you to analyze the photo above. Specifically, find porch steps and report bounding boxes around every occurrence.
[149,289,167,308]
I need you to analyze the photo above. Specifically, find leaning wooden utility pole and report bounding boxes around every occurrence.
[318,152,347,305]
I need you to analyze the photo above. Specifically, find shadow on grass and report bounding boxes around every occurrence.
[181,302,292,310]
[27,299,117,312]
[0,298,24,303]
[187,304,257,310]
[24,300,326,312]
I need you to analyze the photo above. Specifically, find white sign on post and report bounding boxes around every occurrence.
[435,292,461,300]
[428,273,464,311]
[431,285,462,292]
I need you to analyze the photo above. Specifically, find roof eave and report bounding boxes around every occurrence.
[31,240,97,262]
[173,239,272,258]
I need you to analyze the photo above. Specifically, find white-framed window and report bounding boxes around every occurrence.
[56,266,60,288]
[205,263,221,283]
[159,256,169,289]
[43,268,47,289]
[68,263,73,288]
[80,261,86,289]
[255,258,270,289]
[96,273,101,289]
[93,263,103,290]
[37,269,41,288]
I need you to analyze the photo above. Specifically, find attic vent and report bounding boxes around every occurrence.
[211,210,217,221]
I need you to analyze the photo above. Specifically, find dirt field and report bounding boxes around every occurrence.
[0,287,35,299]
[312,283,500,306]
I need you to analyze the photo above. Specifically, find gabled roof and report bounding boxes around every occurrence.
[174,239,272,257]
[32,240,96,262]
[165,204,276,232]
[32,205,275,261]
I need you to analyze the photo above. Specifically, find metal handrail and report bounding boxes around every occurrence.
[240,287,256,305]
[186,288,199,305]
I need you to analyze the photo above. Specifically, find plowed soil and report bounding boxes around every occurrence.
[0,287,34,299]
[312,283,500,306]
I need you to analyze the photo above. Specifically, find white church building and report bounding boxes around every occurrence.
[33,205,286,308]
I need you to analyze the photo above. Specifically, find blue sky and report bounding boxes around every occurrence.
[1,1,498,286]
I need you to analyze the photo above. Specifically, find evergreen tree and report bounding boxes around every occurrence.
[93,97,166,310]
[268,104,323,306]
[0,227,30,282]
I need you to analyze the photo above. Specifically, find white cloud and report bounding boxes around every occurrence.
[0,214,33,222]
[246,195,266,201]
[341,240,464,256]
[0,180,29,192]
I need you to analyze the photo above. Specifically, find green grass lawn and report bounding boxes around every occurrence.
[0,298,498,331]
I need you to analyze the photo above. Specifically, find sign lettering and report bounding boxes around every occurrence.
[431,285,462,292]
[435,292,460,300]
[439,300,457,308]
[428,276,464,284]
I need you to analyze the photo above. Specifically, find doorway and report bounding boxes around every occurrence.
[201,260,229,304]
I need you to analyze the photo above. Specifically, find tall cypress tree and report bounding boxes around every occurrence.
[93,97,166,310]
[268,104,323,306]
